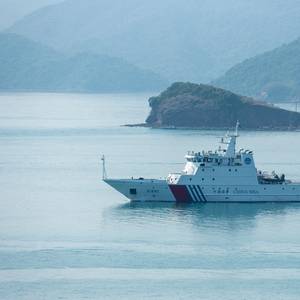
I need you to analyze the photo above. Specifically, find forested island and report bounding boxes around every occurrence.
[145,82,300,130]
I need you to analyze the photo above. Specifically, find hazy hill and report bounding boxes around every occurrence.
[7,0,300,83]
[214,38,300,102]
[0,33,167,92]
[0,0,62,30]
[146,82,300,129]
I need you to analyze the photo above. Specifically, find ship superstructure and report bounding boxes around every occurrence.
[104,123,300,202]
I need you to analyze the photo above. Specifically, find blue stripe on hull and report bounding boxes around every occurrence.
[192,185,204,202]
[187,185,199,202]
[196,185,207,202]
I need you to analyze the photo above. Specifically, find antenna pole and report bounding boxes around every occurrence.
[101,155,107,180]
[235,120,240,137]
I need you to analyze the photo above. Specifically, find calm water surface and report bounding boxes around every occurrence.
[0,93,300,299]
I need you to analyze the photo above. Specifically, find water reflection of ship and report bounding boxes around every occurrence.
[116,202,300,221]
[110,203,300,237]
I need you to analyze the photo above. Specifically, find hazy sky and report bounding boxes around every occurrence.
[0,0,63,30]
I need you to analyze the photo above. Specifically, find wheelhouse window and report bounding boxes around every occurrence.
[129,188,137,195]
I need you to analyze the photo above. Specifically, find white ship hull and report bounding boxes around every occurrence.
[104,179,300,203]
[103,123,300,203]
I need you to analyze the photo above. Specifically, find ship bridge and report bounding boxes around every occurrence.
[184,121,255,170]
[184,148,252,168]
[184,121,242,165]
[167,122,257,185]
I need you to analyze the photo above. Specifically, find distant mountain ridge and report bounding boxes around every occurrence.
[214,37,300,101]
[0,0,62,30]
[0,33,167,92]
[7,0,300,83]
[146,82,300,129]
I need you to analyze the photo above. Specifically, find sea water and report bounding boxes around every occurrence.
[0,93,300,300]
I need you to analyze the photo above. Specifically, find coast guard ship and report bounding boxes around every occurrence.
[103,123,300,202]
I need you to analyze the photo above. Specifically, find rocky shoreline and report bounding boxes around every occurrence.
[125,123,300,131]
[139,82,300,130]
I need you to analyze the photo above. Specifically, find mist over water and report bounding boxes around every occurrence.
[0,93,300,299]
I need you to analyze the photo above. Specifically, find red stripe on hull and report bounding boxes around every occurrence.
[169,185,193,203]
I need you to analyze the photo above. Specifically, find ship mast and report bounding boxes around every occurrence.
[223,121,239,157]
[101,155,107,180]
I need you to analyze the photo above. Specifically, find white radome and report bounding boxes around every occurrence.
[103,123,300,202]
